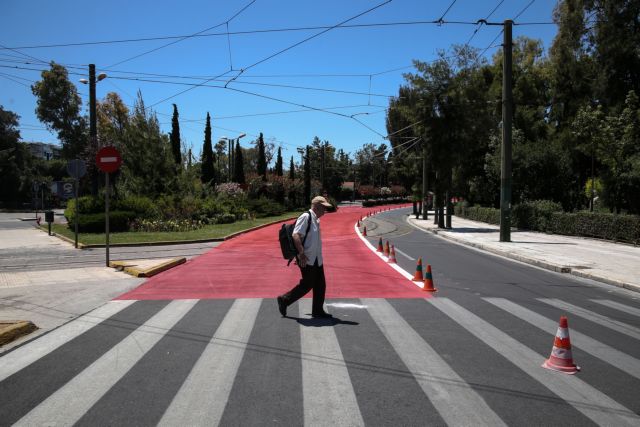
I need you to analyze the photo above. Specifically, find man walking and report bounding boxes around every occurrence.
[277,196,333,318]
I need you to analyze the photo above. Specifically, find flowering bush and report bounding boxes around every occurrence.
[379,187,392,197]
[129,218,204,232]
[390,185,407,197]
[215,182,244,198]
[358,185,376,200]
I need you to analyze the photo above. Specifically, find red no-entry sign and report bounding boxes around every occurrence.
[96,146,122,173]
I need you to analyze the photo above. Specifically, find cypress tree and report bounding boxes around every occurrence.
[169,103,182,167]
[289,155,295,180]
[233,140,245,184]
[275,147,283,176]
[257,132,267,179]
[304,145,311,204]
[201,112,214,184]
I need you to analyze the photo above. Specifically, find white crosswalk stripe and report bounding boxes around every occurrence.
[540,298,640,341]
[428,297,640,427]
[14,299,197,427]
[299,299,365,427]
[363,298,507,427]
[3,296,639,426]
[158,298,262,427]
[591,299,640,318]
[485,298,640,380]
[0,300,135,382]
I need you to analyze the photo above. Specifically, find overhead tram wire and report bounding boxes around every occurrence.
[2,19,486,51]
[228,0,394,80]
[437,0,458,23]
[147,0,393,108]
[108,74,395,98]
[104,0,257,70]
[464,0,504,47]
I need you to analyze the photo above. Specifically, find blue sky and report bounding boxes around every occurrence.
[1,0,559,166]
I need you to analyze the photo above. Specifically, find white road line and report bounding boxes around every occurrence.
[393,247,415,261]
[485,298,640,380]
[429,298,640,426]
[354,222,419,284]
[363,298,506,427]
[299,299,365,427]
[15,299,197,427]
[591,299,640,318]
[539,299,640,341]
[158,298,261,427]
[0,300,135,382]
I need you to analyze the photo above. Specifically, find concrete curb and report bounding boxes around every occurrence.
[109,257,186,278]
[413,222,639,294]
[0,321,38,346]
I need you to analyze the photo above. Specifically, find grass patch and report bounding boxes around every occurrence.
[44,212,299,245]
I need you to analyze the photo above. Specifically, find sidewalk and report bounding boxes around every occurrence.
[406,213,640,293]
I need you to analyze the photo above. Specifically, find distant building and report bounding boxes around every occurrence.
[25,141,61,160]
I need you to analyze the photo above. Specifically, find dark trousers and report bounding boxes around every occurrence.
[281,260,326,314]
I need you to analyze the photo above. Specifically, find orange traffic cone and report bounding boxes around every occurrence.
[412,258,424,281]
[542,316,580,374]
[384,241,390,257]
[377,238,384,252]
[362,226,367,236]
[423,265,437,292]
[388,245,397,263]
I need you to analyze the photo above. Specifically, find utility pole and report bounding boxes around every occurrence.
[499,20,513,242]
[421,139,428,220]
[79,64,106,195]
[89,64,98,196]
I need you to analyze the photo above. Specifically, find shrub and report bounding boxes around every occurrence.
[548,212,640,244]
[454,204,501,225]
[247,196,285,218]
[115,196,159,219]
[129,218,203,233]
[215,182,244,198]
[512,200,563,231]
[68,210,136,233]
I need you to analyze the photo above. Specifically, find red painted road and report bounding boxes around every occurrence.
[116,205,429,300]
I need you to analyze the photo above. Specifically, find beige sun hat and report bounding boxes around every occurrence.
[311,196,332,207]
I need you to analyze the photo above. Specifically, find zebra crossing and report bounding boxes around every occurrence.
[1,295,639,426]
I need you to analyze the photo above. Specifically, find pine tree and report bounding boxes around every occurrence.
[169,103,182,167]
[304,145,311,204]
[201,112,215,184]
[275,147,283,176]
[257,132,267,179]
[233,140,245,184]
[289,155,295,180]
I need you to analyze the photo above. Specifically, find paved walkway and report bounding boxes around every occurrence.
[406,213,640,293]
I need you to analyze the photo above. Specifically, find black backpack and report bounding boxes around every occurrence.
[279,212,311,266]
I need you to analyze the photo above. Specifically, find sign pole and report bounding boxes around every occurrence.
[105,171,110,267]
[74,178,79,248]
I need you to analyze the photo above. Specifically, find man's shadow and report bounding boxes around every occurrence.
[285,315,359,327]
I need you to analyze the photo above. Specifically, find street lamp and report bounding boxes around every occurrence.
[79,64,107,195]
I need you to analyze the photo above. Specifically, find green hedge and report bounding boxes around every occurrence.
[67,210,136,233]
[455,202,640,245]
[454,204,501,225]
[362,198,408,207]
[512,200,562,231]
[548,212,640,244]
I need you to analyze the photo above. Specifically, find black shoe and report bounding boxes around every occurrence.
[311,312,333,319]
[277,296,287,317]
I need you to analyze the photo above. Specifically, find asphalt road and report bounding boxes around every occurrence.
[1,207,639,426]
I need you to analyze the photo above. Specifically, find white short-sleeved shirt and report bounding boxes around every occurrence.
[293,209,323,266]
